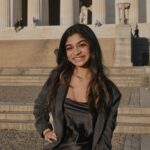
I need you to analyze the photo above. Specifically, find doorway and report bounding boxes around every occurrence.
[22,0,27,26]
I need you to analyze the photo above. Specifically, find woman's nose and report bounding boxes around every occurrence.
[73,48,81,55]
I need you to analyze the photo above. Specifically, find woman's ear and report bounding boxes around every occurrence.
[54,48,59,56]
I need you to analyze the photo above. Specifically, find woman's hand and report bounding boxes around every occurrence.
[43,128,57,143]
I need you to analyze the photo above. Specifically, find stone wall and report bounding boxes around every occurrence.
[0,40,59,68]
[0,38,115,68]
[99,38,115,66]
[136,23,150,38]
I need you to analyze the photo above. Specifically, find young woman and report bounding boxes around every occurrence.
[33,24,121,150]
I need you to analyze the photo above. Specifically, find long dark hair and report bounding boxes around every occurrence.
[48,24,108,110]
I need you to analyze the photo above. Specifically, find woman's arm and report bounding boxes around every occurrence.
[33,77,53,137]
[96,81,121,150]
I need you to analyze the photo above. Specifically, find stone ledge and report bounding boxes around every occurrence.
[0,67,148,75]
[115,124,150,134]
[117,115,150,124]
[0,75,148,87]
[0,121,35,130]
[0,25,116,40]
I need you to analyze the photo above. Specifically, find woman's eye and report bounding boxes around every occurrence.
[66,47,72,51]
[79,43,86,48]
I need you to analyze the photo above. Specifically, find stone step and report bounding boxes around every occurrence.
[117,115,150,124]
[0,67,149,87]
[0,112,149,124]
[115,123,150,134]
[1,120,150,133]
[0,82,44,86]
[0,103,150,132]
[109,67,146,75]
[0,112,34,121]
[109,76,149,87]
[0,117,150,133]
[0,75,46,86]
[118,107,150,115]
[0,103,33,112]
[0,120,35,130]
[0,75,148,87]
[0,76,47,80]
[0,67,147,76]
[0,68,51,75]
[1,103,150,115]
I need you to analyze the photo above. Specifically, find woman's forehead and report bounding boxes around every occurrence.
[65,33,87,45]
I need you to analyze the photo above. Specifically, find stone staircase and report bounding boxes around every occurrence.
[0,103,150,134]
[108,67,149,87]
[0,103,34,130]
[0,68,51,86]
[0,67,149,87]
[0,67,149,134]
[116,107,150,134]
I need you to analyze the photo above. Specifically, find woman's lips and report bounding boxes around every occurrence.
[73,56,84,61]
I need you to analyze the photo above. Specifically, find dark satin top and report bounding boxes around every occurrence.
[55,98,97,150]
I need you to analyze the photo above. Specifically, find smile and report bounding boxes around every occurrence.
[74,56,84,61]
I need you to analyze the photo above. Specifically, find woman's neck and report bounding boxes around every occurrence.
[73,67,91,79]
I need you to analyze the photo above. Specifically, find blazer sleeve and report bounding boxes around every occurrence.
[33,76,53,138]
[96,80,121,150]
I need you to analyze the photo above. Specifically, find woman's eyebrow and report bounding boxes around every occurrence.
[65,39,87,47]
[77,39,87,45]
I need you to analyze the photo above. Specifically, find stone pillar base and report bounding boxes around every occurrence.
[113,24,133,67]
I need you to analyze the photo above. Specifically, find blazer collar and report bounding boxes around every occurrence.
[92,110,106,149]
[54,84,68,145]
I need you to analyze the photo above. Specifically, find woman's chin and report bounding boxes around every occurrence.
[73,62,90,68]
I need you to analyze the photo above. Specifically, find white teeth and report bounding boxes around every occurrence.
[75,57,82,60]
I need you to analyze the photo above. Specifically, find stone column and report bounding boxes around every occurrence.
[60,0,79,25]
[129,0,139,25]
[115,0,120,24]
[12,0,22,26]
[92,0,106,25]
[28,0,41,26]
[146,0,150,23]
[41,0,49,25]
[10,0,13,27]
[0,0,10,27]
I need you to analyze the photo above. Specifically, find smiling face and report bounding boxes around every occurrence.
[65,33,91,68]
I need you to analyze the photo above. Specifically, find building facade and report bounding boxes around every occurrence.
[0,0,150,28]
[0,0,150,68]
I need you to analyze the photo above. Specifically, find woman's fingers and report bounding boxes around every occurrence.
[47,132,57,141]
[44,130,57,143]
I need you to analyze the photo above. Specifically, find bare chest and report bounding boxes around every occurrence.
[66,78,90,103]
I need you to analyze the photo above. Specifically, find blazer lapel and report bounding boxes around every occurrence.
[53,84,68,145]
[92,111,106,149]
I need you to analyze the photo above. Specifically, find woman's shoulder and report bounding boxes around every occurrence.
[103,77,121,99]
[50,68,59,77]
[103,77,118,90]
[45,68,59,86]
